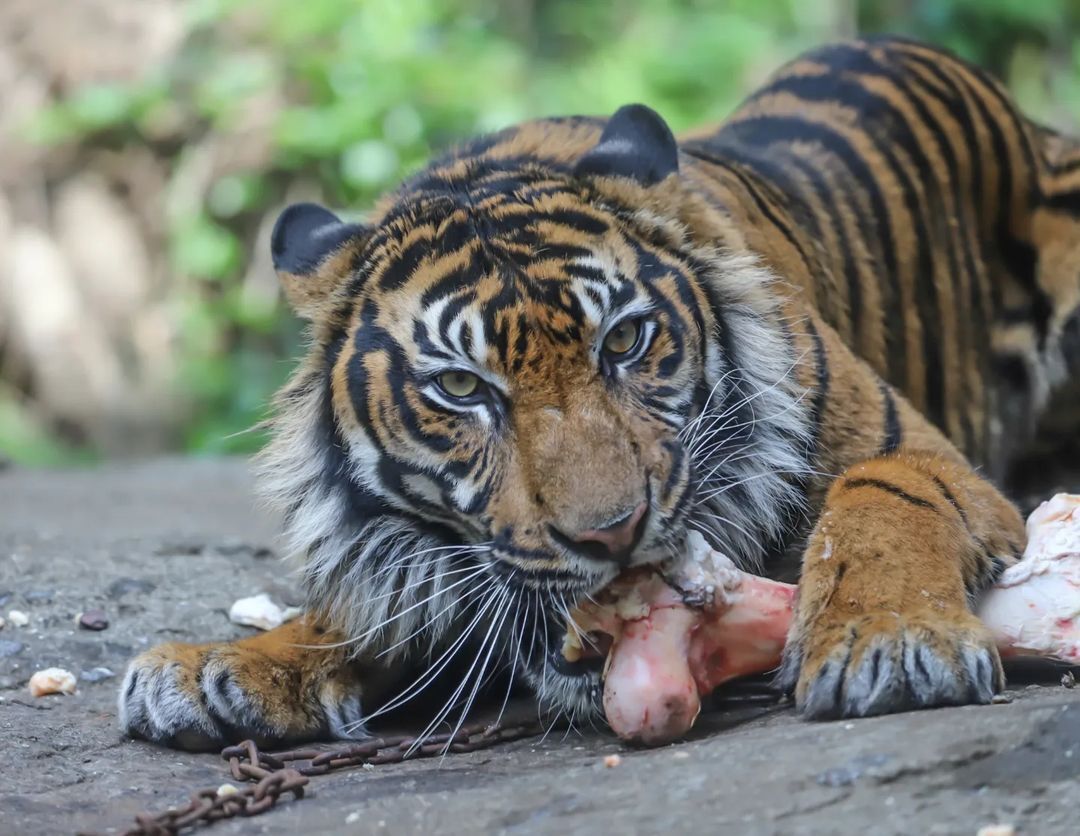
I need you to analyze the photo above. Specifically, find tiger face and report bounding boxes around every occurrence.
[259,105,810,723]
[337,195,715,580]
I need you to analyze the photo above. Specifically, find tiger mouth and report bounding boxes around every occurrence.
[548,567,659,677]
[550,559,697,679]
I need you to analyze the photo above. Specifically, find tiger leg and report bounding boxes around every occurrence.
[778,451,1025,718]
[119,616,372,750]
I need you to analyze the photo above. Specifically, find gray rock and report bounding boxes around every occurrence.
[23,589,55,604]
[0,641,24,658]
[106,577,156,599]
[79,667,115,683]
[816,752,892,787]
[153,538,205,556]
[214,538,273,559]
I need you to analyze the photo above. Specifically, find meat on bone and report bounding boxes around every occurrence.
[565,494,1080,745]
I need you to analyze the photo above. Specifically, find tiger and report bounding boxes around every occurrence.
[118,36,1080,750]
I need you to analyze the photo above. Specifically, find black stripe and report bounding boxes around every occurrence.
[930,474,969,529]
[784,153,863,348]
[682,148,817,282]
[879,383,902,454]
[1052,156,1080,176]
[841,477,938,512]
[1044,190,1080,215]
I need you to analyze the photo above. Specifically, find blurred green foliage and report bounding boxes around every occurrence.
[13,0,1080,463]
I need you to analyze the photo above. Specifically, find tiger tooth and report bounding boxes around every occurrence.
[561,621,584,662]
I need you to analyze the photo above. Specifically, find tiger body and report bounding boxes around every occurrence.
[120,37,1080,748]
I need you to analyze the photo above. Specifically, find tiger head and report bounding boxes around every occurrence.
[257,105,809,724]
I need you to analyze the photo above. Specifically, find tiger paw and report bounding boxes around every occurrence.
[118,640,366,750]
[778,608,1003,720]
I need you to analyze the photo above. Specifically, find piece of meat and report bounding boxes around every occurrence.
[571,494,1080,745]
[978,493,1080,663]
[570,534,795,745]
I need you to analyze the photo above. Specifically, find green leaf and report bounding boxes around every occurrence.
[172,218,242,280]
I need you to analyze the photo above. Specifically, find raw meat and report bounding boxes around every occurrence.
[568,494,1080,745]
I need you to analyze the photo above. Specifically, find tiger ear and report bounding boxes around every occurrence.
[574,104,679,185]
[271,202,370,319]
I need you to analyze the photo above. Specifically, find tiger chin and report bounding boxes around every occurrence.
[121,35,1080,750]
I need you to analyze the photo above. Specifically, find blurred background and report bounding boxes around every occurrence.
[2,0,1079,466]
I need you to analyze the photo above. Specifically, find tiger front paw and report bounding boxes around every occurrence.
[778,607,1003,720]
[118,640,366,750]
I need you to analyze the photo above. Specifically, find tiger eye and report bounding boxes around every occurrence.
[438,370,480,399]
[604,320,640,355]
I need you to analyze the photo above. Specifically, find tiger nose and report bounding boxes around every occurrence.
[564,500,649,565]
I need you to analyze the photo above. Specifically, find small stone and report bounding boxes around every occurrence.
[281,606,304,623]
[976,825,1016,836]
[0,640,24,658]
[229,594,284,631]
[154,539,205,556]
[28,667,77,697]
[7,610,29,627]
[603,754,622,768]
[80,667,115,683]
[106,578,156,599]
[77,609,109,631]
[0,591,12,608]
[1062,671,1076,689]
[215,539,273,559]
[23,589,54,604]
[991,693,1014,704]
[345,812,362,824]
[216,784,240,798]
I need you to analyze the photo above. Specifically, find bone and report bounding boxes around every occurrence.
[570,494,1080,745]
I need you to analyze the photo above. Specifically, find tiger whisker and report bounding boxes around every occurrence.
[364,559,487,605]
[355,577,502,725]
[374,575,496,660]
[297,565,490,652]
[407,584,514,756]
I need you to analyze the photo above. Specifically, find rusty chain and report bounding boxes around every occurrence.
[100,719,545,836]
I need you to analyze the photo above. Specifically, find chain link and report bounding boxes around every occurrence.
[92,719,544,836]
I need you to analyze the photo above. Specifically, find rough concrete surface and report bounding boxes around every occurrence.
[2,458,1079,835]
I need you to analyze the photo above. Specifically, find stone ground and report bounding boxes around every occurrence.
[2,459,1080,836]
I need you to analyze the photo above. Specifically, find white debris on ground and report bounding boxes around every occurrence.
[228,593,284,631]
[281,605,304,622]
[28,667,77,697]
[7,610,29,627]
